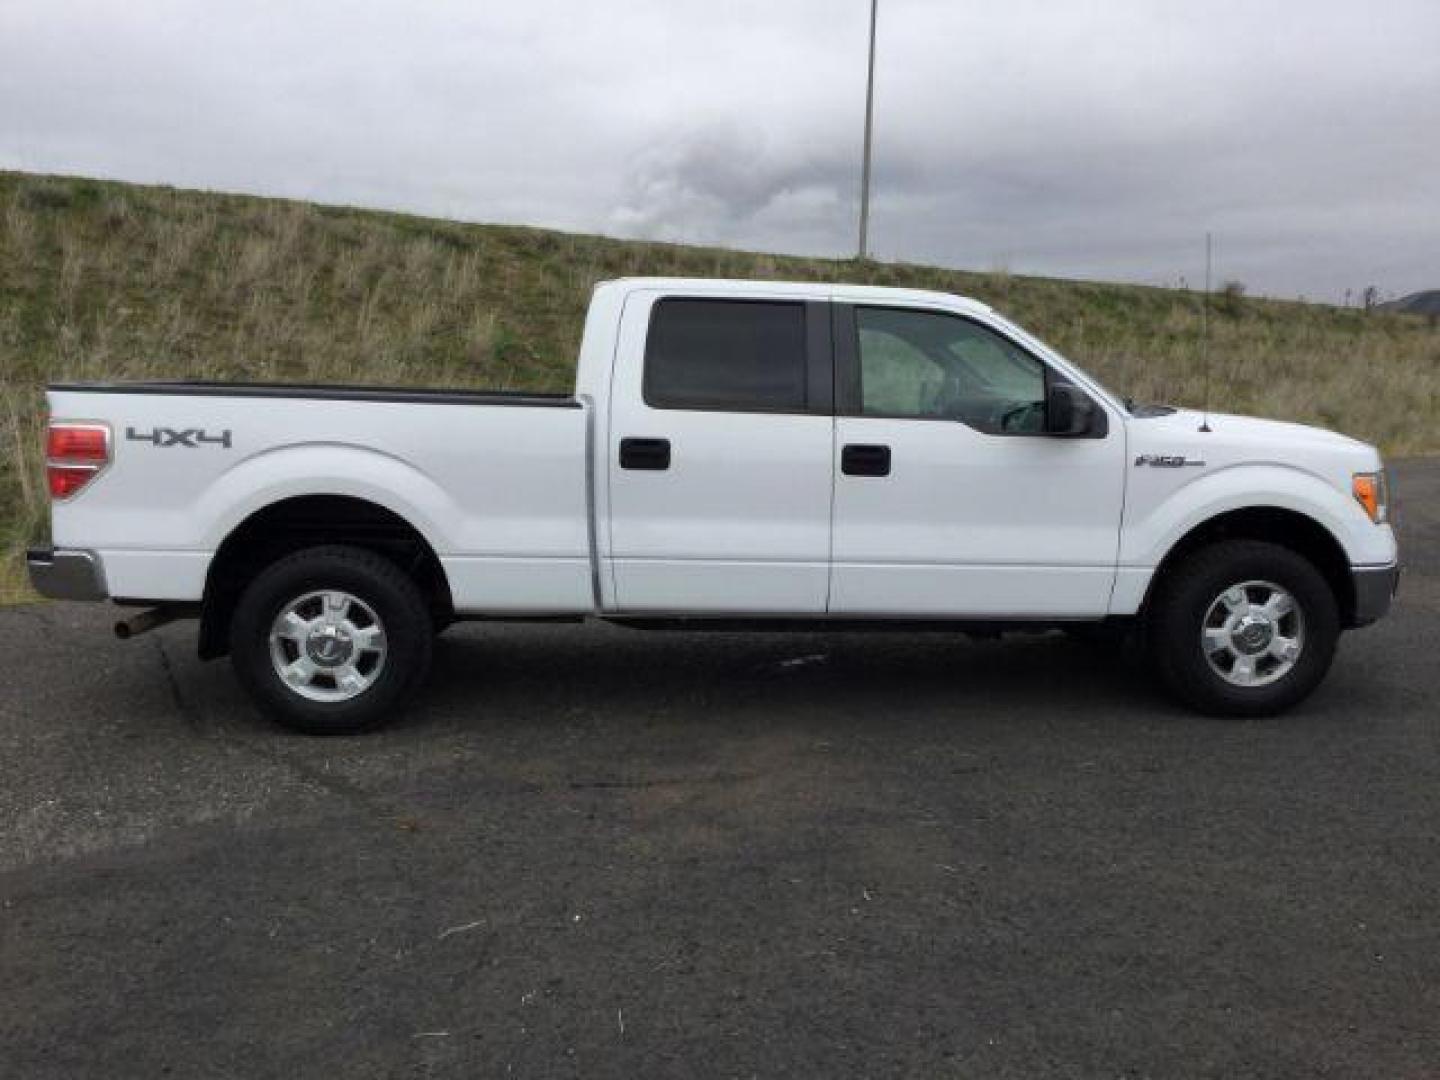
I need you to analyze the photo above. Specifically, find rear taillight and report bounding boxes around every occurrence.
[46,420,111,501]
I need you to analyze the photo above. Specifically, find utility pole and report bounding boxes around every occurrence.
[1200,231,1213,433]
[858,0,879,260]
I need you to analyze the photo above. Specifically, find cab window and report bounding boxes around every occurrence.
[854,307,1047,434]
[644,299,808,412]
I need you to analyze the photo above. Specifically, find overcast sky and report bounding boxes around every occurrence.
[2,0,1436,300]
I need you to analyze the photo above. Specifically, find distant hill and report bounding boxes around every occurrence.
[2,169,1439,601]
[1379,290,1440,316]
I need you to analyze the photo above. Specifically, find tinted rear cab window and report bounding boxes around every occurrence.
[644,299,807,412]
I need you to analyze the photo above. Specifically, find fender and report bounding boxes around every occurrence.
[196,442,458,557]
[1122,462,1382,570]
[1108,462,1390,616]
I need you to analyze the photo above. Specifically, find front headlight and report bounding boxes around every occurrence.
[1352,470,1390,524]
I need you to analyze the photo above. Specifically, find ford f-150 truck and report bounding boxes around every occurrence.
[29,277,1399,733]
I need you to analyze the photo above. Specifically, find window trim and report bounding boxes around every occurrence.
[641,297,833,416]
[833,302,1107,438]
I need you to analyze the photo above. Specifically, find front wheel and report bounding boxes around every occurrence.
[230,545,433,734]
[1147,540,1339,717]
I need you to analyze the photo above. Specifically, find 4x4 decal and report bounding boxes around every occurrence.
[126,426,232,449]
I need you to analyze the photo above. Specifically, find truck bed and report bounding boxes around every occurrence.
[46,381,595,613]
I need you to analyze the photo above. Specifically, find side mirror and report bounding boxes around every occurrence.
[1046,382,1104,437]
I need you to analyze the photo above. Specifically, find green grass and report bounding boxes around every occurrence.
[3,169,1438,602]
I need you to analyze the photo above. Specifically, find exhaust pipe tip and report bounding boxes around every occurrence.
[114,606,180,640]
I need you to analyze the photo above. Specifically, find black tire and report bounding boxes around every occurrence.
[1147,539,1339,717]
[230,545,433,735]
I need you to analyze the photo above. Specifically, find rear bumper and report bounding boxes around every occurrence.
[1350,562,1400,627]
[26,548,109,601]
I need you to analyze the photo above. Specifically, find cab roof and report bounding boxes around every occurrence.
[596,276,993,316]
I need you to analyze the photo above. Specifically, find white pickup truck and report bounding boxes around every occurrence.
[30,277,1399,733]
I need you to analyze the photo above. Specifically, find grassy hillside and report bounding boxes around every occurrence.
[3,170,1437,602]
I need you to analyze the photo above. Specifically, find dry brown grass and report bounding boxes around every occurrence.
[3,170,1437,603]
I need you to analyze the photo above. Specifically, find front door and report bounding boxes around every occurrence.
[828,304,1126,617]
[605,292,835,614]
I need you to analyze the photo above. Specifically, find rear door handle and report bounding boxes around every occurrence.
[841,443,891,477]
[619,437,671,471]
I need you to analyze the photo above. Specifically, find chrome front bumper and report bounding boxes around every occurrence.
[26,548,108,601]
[1350,562,1400,627]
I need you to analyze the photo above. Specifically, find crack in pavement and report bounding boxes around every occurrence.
[154,634,204,735]
[151,632,403,826]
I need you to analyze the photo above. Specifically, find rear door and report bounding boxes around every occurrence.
[605,291,835,613]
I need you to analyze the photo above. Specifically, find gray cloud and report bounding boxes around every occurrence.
[610,121,857,254]
[2,0,1436,299]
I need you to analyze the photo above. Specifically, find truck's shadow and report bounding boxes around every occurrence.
[413,622,1163,734]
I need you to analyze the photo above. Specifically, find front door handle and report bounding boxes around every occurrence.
[619,437,671,471]
[842,443,891,477]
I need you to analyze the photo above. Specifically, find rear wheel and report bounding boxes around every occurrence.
[1147,539,1339,716]
[230,545,432,734]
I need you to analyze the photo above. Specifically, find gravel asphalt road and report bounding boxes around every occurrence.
[2,460,1436,1078]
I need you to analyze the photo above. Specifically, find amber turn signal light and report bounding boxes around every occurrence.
[1352,472,1388,524]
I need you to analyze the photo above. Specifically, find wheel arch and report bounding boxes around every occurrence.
[1139,506,1354,625]
[198,494,453,660]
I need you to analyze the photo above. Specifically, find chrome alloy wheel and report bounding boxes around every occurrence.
[268,590,387,702]
[1201,579,1305,688]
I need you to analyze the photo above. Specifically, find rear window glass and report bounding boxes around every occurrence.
[644,299,807,412]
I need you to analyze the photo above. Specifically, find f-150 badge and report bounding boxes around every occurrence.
[126,426,232,449]
[1134,454,1204,467]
